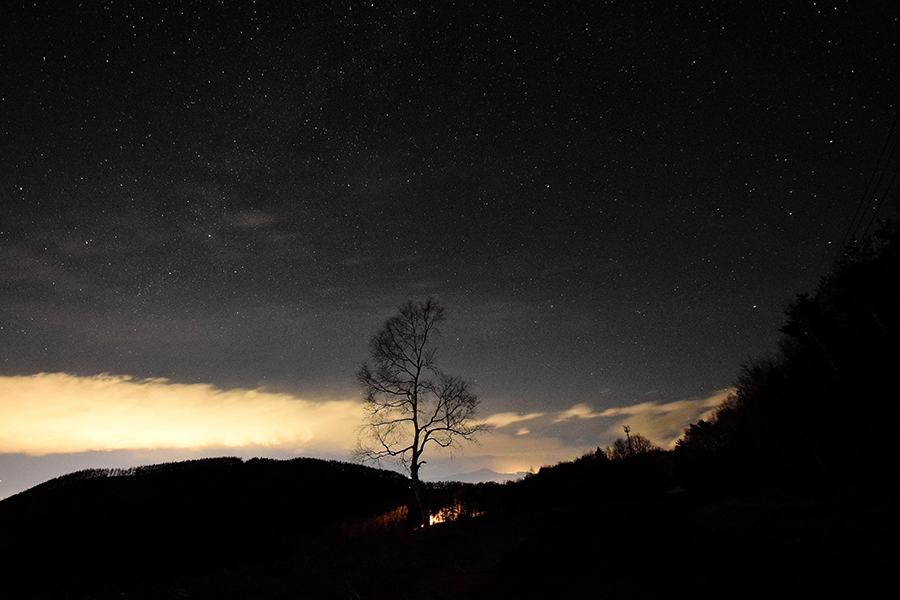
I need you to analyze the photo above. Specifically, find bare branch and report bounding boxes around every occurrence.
[354,299,488,492]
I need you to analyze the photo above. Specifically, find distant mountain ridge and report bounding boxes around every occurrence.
[443,468,529,483]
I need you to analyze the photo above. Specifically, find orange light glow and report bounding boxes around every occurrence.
[0,373,362,455]
[428,501,484,526]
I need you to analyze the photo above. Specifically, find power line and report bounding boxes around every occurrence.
[831,106,900,271]
[858,132,900,240]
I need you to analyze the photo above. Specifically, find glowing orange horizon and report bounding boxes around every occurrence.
[0,373,361,455]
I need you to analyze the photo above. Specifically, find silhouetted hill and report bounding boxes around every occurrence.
[0,456,413,598]
[1,454,896,599]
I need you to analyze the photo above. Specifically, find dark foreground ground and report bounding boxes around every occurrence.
[3,490,895,599]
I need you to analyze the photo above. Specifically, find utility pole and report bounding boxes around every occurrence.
[624,425,633,456]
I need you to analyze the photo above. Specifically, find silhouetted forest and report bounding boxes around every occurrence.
[675,221,900,493]
[1,224,898,599]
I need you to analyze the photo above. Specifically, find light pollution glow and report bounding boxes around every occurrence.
[0,373,729,498]
[0,373,361,455]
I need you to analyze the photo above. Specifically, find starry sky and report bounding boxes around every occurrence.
[1,1,898,498]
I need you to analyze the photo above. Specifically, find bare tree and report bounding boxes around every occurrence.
[606,431,659,459]
[355,298,489,526]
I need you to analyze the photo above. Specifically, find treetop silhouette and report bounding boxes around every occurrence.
[354,298,490,525]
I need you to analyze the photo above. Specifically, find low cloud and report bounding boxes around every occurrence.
[483,389,734,452]
[0,374,736,497]
[483,411,546,428]
[0,373,361,455]
[596,389,734,448]
[553,403,605,422]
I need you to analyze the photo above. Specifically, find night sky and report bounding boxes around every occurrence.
[2,1,898,498]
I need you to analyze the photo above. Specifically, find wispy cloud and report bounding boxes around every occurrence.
[229,209,277,229]
[595,389,733,448]
[0,373,361,455]
[483,389,734,451]
[553,403,605,422]
[483,411,546,428]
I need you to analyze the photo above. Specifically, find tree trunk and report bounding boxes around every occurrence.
[410,461,428,527]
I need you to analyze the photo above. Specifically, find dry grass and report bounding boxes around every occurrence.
[339,505,409,538]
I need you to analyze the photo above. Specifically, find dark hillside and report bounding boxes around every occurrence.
[1,455,896,599]
[0,457,413,598]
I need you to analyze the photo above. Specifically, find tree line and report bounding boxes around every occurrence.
[409,218,899,521]
[676,220,900,493]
